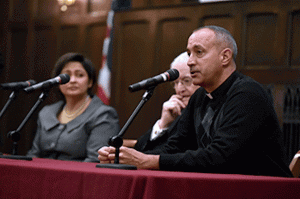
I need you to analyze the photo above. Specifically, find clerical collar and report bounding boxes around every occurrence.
[206,93,213,99]
[205,71,239,100]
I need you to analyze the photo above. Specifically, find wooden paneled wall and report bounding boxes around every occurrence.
[111,0,300,144]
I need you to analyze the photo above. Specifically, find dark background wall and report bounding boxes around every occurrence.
[0,0,299,162]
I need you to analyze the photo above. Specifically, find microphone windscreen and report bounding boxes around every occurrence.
[27,80,37,86]
[59,74,70,84]
[166,69,179,81]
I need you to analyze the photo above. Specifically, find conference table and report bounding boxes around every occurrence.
[0,157,299,199]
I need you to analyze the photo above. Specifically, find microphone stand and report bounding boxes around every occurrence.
[96,86,156,170]
[0,90,19,120]
[0,88,50,160]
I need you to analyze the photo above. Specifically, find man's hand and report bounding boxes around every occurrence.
[159,94,187,129]
[98,146,160,170]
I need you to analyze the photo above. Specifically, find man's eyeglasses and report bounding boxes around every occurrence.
[171,77,193,88]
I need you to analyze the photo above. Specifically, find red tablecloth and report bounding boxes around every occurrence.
[0,157,299,199]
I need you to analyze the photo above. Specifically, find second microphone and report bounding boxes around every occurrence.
[128,69,179,92]
[24,74,70,93]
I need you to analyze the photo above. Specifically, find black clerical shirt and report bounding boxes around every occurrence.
[157,71,292,177]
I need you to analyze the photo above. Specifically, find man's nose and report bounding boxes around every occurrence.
[177,82,187,91]
[187,56,194,67]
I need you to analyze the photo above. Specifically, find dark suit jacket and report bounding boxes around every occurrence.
[134,113,183,152]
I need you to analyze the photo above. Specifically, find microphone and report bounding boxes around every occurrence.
[24,74,70,93]
[1,80,36,90]
[128,69,179,92]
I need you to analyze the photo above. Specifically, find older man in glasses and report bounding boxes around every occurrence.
[132,52,200,152]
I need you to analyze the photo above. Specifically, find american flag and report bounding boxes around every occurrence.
[97,10,114,105]
[97,0,131,105]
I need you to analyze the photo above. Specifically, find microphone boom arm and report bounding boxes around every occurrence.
[0,91,19,120]
[96,86,156,169]
[118,86,155,138]
[6,89,50,157]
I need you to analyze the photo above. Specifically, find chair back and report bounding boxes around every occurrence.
[289,150,300,177]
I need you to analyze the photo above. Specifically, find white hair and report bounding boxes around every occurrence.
[170,52,189,68]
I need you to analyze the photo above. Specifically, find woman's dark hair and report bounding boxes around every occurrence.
[52,52,97,97]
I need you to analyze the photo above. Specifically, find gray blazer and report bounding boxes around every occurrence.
[27,96,120,162]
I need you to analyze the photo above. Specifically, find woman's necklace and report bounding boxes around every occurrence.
[63,96,90,119]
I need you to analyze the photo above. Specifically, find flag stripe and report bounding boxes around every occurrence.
[97,0,131,105]
[97,11,114,105]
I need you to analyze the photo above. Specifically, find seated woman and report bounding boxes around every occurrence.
[27,52,120,162]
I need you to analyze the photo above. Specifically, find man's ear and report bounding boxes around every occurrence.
[221,48,232,65]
